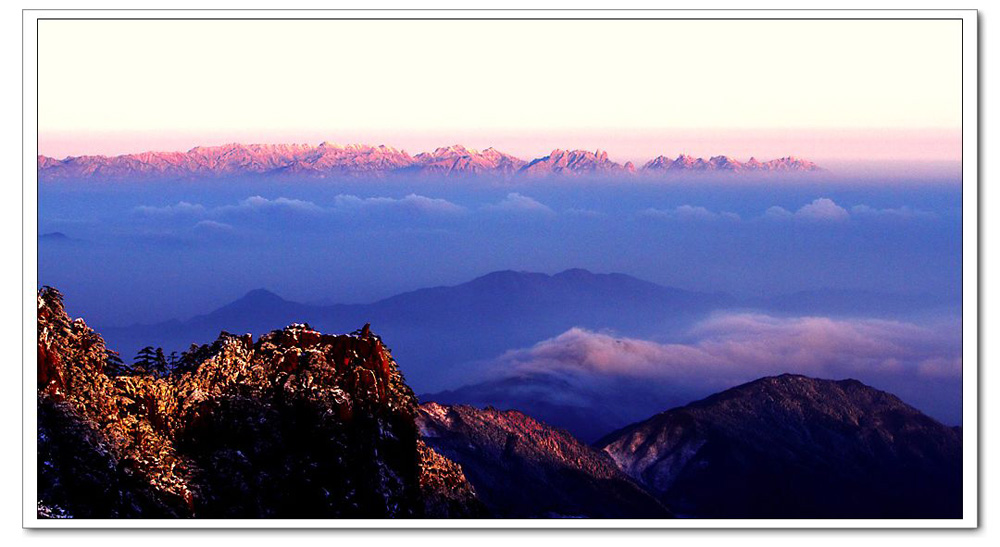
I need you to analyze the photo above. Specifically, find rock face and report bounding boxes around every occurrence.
[37,142,821,179]
[36,287,483,518]
[416,402,672,518]
[411,145,527,176]
[597,374,962,518]
[518,149,631,177]
[37,143,416,179]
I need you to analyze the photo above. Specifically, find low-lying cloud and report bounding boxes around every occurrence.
[192,219,234,232]
[481,193,555,215]
[133,193,470,227]
[851,204,938,220]
[489,313,962,386]
[639,205,740,222]
[218,196,325,216]
[638,198,936,224]
[331,193,468,216]
[134,201,207,217]
[134,195,937,229]
[451,311,963,431]
[764,198,935,222]
[766,197,851,221]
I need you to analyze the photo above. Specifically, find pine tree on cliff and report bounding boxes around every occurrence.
[176,343,211,375]
[133,346,169,377]
[104,349,126,376]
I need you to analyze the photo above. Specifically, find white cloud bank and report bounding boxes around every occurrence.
[764,198,850,221]
[638,198,936,224]
[489,313,961,384]
[331,193,467,216]
[639,205,740,222]
[481,193,555,215]
[133,193,469,223]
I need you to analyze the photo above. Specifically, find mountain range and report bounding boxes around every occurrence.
[37,286,963,519]
[95,268,955,441]
[98,269,736,391]
[37,142,821,180]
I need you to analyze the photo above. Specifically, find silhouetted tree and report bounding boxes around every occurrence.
[134,346,169,377]
[176,343,211,375]
[39,286,65,307]
[153,347,168,376]
[104,349,127,376]
[38,286,70,332]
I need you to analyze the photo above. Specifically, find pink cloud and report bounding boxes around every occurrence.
[482,193,554,215]
[489,313,962,384]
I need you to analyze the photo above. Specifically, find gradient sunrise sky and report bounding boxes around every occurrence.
[38,19,962,162]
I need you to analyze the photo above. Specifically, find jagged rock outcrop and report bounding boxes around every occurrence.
[36,287,483,518]
[416,402,672,518]
[597,374,962,518]
[411,145,527,176]
[415,439,483,517]
[274,143,416,176]
[37,143,416,180]
[518,149,629,177]
[37,143,821,180]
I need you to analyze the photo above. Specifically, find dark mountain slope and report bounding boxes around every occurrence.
[597,374,962,518]
[416,402,671,518]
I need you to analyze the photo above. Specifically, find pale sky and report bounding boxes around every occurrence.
[37,19,962,161]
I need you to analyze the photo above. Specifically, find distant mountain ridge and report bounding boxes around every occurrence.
[40,284,961,519]
[95,268,951,399]
[644,153,819,173]
[38,142,822,179]
[97,268,733,391]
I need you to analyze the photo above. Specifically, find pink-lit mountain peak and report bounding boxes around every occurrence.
[520,148,627,176]
[641,153,822,173]
[412,144,527,175]
[37,143,822,179]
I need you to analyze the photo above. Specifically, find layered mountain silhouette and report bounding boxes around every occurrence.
[98,269,953,416]
[37,142,821,179]
[37,287,963,519]
[98,269,735,391]
[597,374,963,518]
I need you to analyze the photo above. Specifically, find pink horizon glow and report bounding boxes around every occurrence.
[38,127,961,165]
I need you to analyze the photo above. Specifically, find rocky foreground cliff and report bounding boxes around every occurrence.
[36,287,482,518]
[416,403,671,518]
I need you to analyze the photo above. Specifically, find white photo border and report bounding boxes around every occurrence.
[21,8,980,529]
